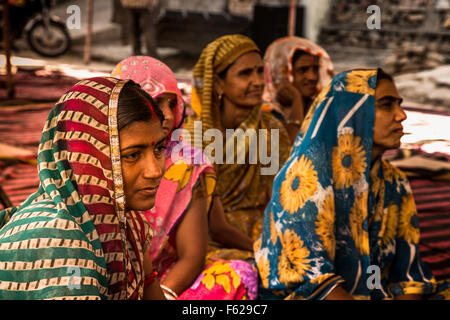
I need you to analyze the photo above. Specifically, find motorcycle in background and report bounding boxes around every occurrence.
[1,0,71,57]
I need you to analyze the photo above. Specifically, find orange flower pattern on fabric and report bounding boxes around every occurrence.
[314,193,336,260]
[201,262,241,294]
[349,191,370,256]
[398,193,420,244]
[345,69,377,95]
[256,255,271,288]
[164,160,194,192]
[332,133,367,189]
[270,211,278,245]
[280,155,318,214]
[278,229,311,286]
[382,202,399,246]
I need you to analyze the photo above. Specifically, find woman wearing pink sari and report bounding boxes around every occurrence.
[112,56,257,300]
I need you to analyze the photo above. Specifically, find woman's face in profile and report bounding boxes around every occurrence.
[373,78,407,151]
[154,92,177,137]
[119,118,166,211]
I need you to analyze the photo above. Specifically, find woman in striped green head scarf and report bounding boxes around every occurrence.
[0,77,168,299]
[184,34,292,262]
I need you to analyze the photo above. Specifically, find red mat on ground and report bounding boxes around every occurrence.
[0,69,78,101]
[411,178,450,280]
[0,103,52,152]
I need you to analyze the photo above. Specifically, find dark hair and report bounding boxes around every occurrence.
[376,68,393,85]
[117,81,164,131]
[217,65,230,80]
[292,49,307,67]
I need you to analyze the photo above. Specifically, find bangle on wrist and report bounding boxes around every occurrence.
[286,119,302,126]
[160,284,178,300]
[144,267,159,288]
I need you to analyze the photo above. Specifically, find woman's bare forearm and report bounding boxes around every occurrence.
[209,197,254,252]
[161,195,208,296]
[210,221,254,252]
[143,281,166,300]
[142,251,165,300]
[161,255,204,295]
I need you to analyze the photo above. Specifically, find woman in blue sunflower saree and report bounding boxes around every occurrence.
[254,68,449,300]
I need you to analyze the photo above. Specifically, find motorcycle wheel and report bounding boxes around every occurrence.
[26,20,71,57]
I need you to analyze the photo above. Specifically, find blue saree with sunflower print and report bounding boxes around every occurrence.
[254,69,449,300]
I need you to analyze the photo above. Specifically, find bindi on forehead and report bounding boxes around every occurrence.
[294,54,319,67]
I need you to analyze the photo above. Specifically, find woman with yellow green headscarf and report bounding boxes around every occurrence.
[183,34,291,262]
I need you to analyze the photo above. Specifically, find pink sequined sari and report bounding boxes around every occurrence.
[112,56,258,300]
